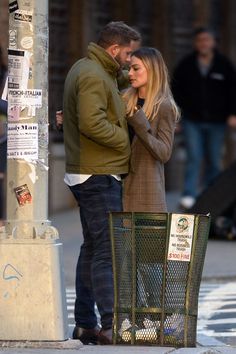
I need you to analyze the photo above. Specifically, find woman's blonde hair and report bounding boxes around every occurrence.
[123,47,180,121]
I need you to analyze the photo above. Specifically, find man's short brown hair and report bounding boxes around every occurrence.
[97,21,141,49]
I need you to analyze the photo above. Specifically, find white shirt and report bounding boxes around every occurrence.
[64,173,121,186]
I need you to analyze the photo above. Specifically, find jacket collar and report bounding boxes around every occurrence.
[87,42,120,77]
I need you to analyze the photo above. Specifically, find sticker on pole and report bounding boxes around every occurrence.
[9,30,17,49]
[14,9,33,23]
[14,184,32,206]
[9,0,19,13]
[167,214,195,262]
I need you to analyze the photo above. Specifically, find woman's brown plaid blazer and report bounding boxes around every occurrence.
[123,99,176,213]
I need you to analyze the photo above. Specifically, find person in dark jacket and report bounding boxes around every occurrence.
[63,22,141,345]
[172,27,236,209]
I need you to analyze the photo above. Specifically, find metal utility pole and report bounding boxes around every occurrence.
[0,0,68,340]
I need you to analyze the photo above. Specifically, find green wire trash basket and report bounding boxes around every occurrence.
[109,212,210,347]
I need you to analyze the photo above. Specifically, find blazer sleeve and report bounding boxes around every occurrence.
[126,103,176,163]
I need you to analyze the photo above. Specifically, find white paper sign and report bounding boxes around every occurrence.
[167,214,195,262]
[8,89,42,121]
[8,49,30,89]
[8,89,42,108]
[7,123,38,160]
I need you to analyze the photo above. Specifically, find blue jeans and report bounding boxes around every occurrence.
[0,99,7,116]
[69,175,122,330]
[183,120,226,198]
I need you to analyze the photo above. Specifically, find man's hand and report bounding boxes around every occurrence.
[56,110,63,131]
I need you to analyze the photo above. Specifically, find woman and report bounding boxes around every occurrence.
[122,47,179,212]
[117,48,180,339]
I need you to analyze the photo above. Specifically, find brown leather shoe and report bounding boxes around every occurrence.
[97,328,113,345]
[72,325,100,344]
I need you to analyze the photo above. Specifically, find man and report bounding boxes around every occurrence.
[63,21,141,344]
[172,27,236,210]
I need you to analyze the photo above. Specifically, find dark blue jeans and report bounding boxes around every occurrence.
[183,120,226,198]
[69,175,122,330]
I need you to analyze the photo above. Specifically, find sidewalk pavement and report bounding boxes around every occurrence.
[1,192,235,353]
[0,341,236,353]
[51,191,236,287]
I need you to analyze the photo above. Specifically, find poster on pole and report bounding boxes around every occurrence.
[167,214,195,262]
[8,89,42,121]
[8,89,42,108]
[7,49,32,121]
[8,49,30,90]
[7,123,38,160]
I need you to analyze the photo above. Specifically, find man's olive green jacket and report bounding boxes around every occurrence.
[63,42,130,175]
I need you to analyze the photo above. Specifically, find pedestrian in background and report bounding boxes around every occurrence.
[0,46,7,226]
[172,27,236,210]
[62,21,141,345]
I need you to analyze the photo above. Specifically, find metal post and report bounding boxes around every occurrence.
[0,0,68,340]
[7,0,49,237]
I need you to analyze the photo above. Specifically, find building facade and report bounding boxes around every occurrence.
[2,0,236,125]
[1,0,236,212]
[48,0,236,132]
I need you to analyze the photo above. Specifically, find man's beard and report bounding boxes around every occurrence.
[114,53,123,68]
